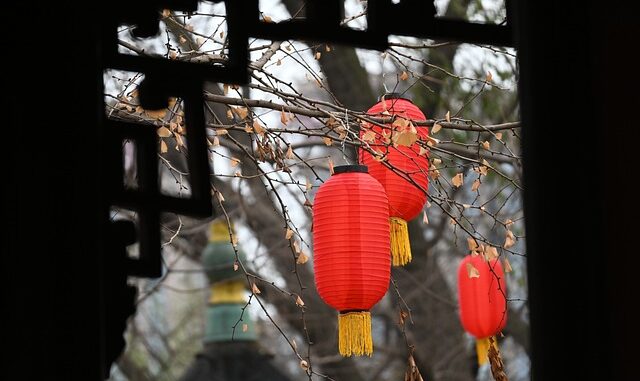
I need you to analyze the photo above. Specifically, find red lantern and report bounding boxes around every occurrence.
[457,254,508,365]
[313,165,391,356]
[359,94,430,266]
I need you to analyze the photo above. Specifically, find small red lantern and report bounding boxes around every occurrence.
[359,94,430,266]
[313,165,391,356]
[457,254,508,365]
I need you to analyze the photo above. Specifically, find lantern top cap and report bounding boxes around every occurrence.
[333,165,368,175]
[378,92,412,102]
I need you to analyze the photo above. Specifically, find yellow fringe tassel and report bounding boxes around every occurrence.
[476,337,498,366]
[338,312,373,357]
[390,217,412,266]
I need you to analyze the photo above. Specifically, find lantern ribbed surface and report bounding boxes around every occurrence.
[457,255,508,338]
[359,95,430,266]
[313,165,390,356]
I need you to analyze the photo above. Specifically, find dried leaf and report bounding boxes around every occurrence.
[488,337,508,381]
[216,191,225,203]
[432,158,442,165]
[263,15,273,23]
[251,282,261,294]
[295,295,305,307]
[315,51,321,60]
[179,35,187,44]
[296,252,309,264]
[276,58,282,66]
[404,354,425,381]
[505,219,514,229]
[230,157,241,167]
[281,109,289,125]
[162,9,170,17]
[226,108,233,119]
[328,158,334,174]
[175,133,184,149]
[486,71,493,83]
[325,44,331,52]
[504,258,513,273]
[466,262,480,279]
[495,132,503,141]
[219,31,224,38]
[467,237,479,252]
[452,173,464,188]
[394,130,418,147]
[445,111,451,123]
[486,246,499,261]
[362,130,376,143]
[304,198,313,208]
[160,139,168,153]
[429,165,440,180]
[233,260,239,271]
[504,230,515,249]
[145,108,167,119]
[472,178,481,191]
[322,136,332,146]
[253,120,265,135]
[450,217,457,225]
[212,136,220,146]
[217,128,228,136]
[285,228,294,240]
[286,145,294,159]
[419,146,429,157]
[292,241,301,254]
[223,84,229,96]
[233,107,249,120]
[169,50,178,60]
[423,211,429,224]
[157,126,172,137]
[305,178,312,191]
[431,123,442,134]
[400,71,409,81]
[399,310,408,325]
[242,323,248,332]
[300,360,309,371]
[482,140,490,150]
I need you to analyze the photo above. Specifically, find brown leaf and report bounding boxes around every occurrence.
[162,9,170,17]
[404,354,424,381]
[400,71,409,81]
[362,130,377,143]
[157,126,172,138]
[314,51,321,60]
[432,158,442,165]
[429,164,440,180]
[292,241,301,254]
[495,132,503,141]
[251,282,261,295]
[472,178,481,192]
[394,130,418,147]
[445,111,451,123]
[431,123,442,134]
[242,323,248,332]
[504,258,513,273]
[223,83,230,95]
[281,109,289,125]
[276,59,282,66]
[299,360,309,371]
[285,228,294,240]
[263,15,273,23]
[233,260,239,271]
[486,246,499,261]
[322,137,332,146]
[296,252,309,264]
[422,211,429,224]
[253,120,265,135]
[328,158,334,174]
[452,173,464,188]
[504,230,515,249]
[488,337,509,381]
[466,262,480,278]
[212,136,220,146]
[399,310,408,325]
[305,178,312,191]
[230,157,241,167]
[285,145,294,159]
[467,237,479,252]
[217,128,229,136]
[481,140,490,150]
[295,295,305,307]
[160,139,168,153]
[486,71,493,83]
[226,109,233,119]
[505,219,514,229]
[233,107,249,120]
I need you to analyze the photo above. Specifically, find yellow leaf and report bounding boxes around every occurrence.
[362,130,376,143]
[160,139,168,153]
[452,173,464,188]
[400,71,409,81]
[242,323,248,332]
[296,252,309,264]
[466,262,480,278]
[504,258,513,273]
[157,126,172,138]
[253,120,265,135]
[286,145,294,159]
[432,158,442,165]
[315,51,321,60]
[481,140,490,150]
[467,237,478,252]
[230,157,241,167]
[472,178,481,192]
[393,117,410,129]
[281,109,289,125]
[423,211,429,224]
[323,137,332,146]
[445,111,451,123]
[431,123,442,134]
[495,132,503,141]
[328,158,334,174]
[251,282,261,294]
[285,228,294,240]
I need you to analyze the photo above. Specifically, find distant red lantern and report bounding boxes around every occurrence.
[457,254,508,365]
[359,94,430,266]
[313,165,391,356]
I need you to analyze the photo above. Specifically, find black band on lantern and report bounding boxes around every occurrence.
[379,92,412,102]
[339,309,368,314]
[333,165,368,175]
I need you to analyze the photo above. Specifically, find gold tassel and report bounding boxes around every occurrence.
[338,312,373,357]
[476,336,498,366]
[390,217,412,266]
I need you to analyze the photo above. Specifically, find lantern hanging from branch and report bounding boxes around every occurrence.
[457,254,508,365]
[359,93,430,266]
[313,165,391,356]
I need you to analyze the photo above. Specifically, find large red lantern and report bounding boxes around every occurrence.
[457,254,508,365]
[359,93,430,266]
[313,165,391,356]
